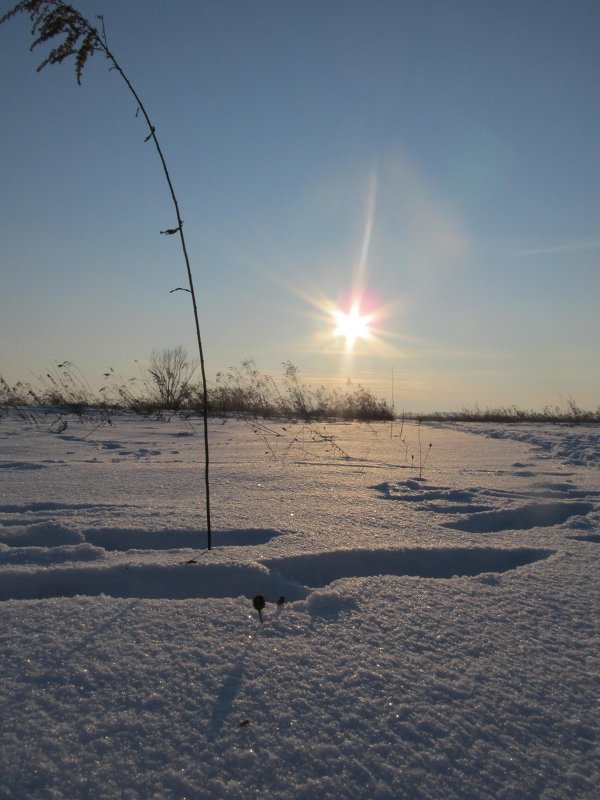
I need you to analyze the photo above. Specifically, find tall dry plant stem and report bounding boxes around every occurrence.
[1,0,212,548]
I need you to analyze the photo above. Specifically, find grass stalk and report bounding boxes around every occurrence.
[1,1,212,547]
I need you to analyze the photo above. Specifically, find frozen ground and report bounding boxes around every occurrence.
[0,413,598,799]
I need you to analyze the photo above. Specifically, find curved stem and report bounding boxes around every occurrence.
[90,16,212,547]
[2,0,213,547]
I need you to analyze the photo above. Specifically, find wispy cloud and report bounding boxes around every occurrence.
[511,239,600,258]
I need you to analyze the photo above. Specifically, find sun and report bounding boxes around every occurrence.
[334,303,371,348]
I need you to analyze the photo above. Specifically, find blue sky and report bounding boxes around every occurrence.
[1,0,599,411]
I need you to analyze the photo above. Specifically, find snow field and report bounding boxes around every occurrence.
[0,415,598,798]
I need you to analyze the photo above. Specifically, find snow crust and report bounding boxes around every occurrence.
[0,416,598,798]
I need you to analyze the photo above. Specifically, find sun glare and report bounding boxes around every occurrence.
[334,303,371,349]
[258,170,400,357]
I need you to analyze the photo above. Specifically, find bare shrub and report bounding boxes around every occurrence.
[146,347,196,410]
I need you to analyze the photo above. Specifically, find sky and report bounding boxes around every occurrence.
[1,0,599,412]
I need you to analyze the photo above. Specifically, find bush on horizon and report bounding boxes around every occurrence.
[0,357,394,423]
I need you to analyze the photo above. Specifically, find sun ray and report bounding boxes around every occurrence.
[356,170,377,289]
[249,166,407,359]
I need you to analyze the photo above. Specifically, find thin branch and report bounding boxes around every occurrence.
[1,0,213,547]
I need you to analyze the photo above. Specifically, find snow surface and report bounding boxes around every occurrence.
[0,414,598,799]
